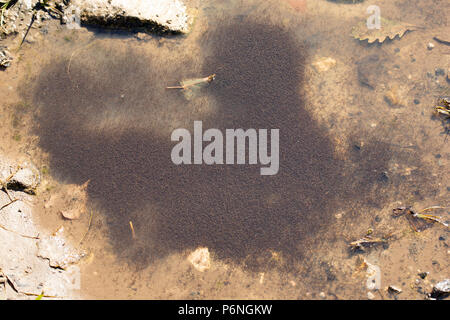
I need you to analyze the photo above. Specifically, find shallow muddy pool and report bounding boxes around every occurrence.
[0,0,449,299]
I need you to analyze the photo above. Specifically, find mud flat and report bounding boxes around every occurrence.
[0,155,81,300]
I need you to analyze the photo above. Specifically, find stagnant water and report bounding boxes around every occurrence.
[7,0,449,298]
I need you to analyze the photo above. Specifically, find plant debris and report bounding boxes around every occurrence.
[351,18,418,44]
[0,46,12,68]
[129,220,136,239]
[435,97,450,118]
[393,206,449,232]
[166,74,216,99]
[167,74,216,90]
[434,97,450,136]
[0,0,17,31]
[0,269,6,300]
[349,232,393,252]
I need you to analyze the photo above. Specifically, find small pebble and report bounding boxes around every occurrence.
[427,42,435,50]
[414,99,420,105]
[319,292,326,299]
[435,68,445,76]
[378,171,389,183]
[367,292,375,300]
[388,285,402,294]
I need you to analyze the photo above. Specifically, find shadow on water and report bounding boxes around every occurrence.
[23,15,429,270]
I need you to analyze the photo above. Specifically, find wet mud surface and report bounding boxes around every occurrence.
[24,16,434,270]
[1,0,448,299]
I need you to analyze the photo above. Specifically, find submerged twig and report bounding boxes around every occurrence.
[18,1,63,49]
[78,209,93,246]
[18,10,36,49]
[350,232,394,252]
[67,41,96,75]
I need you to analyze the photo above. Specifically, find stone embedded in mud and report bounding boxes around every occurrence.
[365,260,381,291]
[73,0,189,33]
[188,247,211,272]
[430,279,450,299]
[60,209,82,220]
[388,285,402,294]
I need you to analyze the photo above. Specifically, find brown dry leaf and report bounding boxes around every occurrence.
[352,18,418,44]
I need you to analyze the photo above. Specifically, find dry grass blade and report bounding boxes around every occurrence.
[393,206,449,232]
[0,198,18,212]
[0,222,40,239]
[129,220,136,239]
[435,98,450,118]
[166,74,216,90]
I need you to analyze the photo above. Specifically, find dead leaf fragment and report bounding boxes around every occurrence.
[312,57,337,73]
[352,18,418,44]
